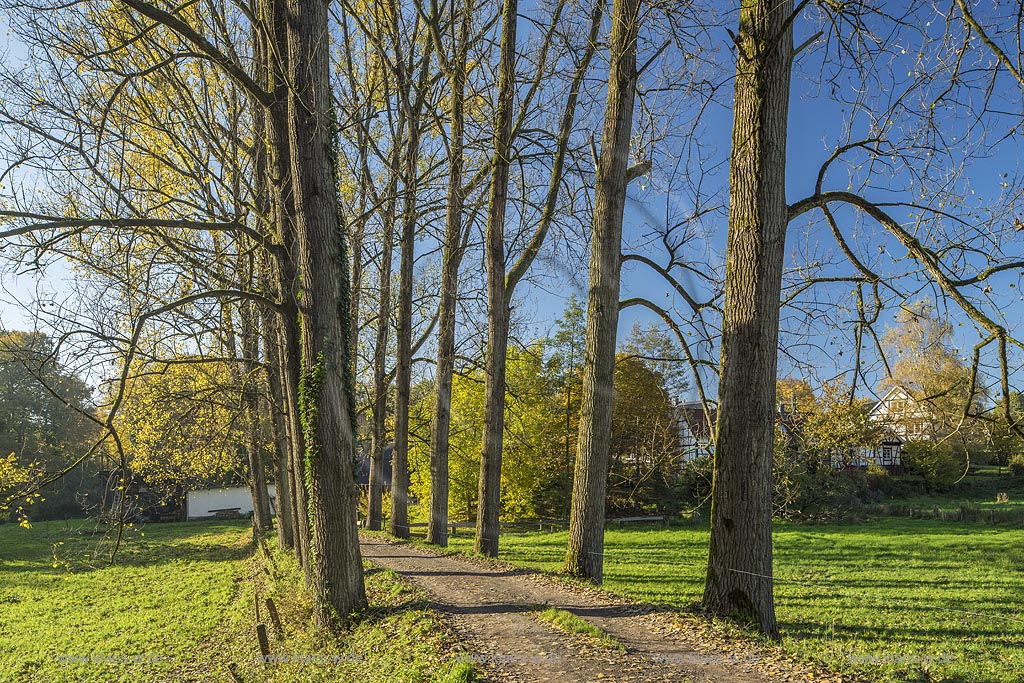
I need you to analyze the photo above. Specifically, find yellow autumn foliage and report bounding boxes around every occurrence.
[115,360,245,491]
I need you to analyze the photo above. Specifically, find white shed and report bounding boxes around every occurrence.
[185,485,277,520]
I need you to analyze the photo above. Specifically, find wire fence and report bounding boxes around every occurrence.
[368,520,1024,628]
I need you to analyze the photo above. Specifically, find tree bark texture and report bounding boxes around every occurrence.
[391,40,432,539]
[263,0,311,581]
[368,159,399,532]
[262,307,294,549]
[702,0,793,639]
[280,295,311,581]
[285,0,366,624]
[428,1,470,548]
[240,300,273,532]
[391,134,417,539]
[476,0,519,558]
[563,0,639,583]
[251,37,294,548]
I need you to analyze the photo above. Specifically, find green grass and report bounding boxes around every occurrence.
[447,519,1024,683]
[0,519,476,682]
[533,606,622,649]
[0,518,252,682]
[239,553,478,683]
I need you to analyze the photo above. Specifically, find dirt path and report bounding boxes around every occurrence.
[360,535,788,683]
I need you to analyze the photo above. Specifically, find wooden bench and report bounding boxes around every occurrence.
[610,515,666,528]
[210,508,242,519]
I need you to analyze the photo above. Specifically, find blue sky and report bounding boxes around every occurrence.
[2,3,1022,404]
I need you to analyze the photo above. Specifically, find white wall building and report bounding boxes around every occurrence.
[185,485,277,520]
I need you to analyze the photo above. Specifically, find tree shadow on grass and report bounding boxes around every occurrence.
[0,521,255,575]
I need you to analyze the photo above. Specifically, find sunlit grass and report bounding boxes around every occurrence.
[448,518,1024,683]
[0,518,250,682]
[0,519,477,683]
[533,606,622,649]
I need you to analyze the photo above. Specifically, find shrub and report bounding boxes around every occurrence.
[1009,455,1024,477]
[902,440,966,493]
[968,447,993,467]
[773,449,869,522]
[671,456,713,510]
[865,464,890,491]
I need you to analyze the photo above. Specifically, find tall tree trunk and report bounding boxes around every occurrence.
[391,31,433,540]
[262,307,294,549]
[262,0,311,582]
[390,153,417,539]
[473,0,601,555]
[285,0,366,623]
[368,152,400,531]
[280,290,311,579]
[702,0,793,639]
[476,0,519,558]
[427,0,471,548]
[252,31,292,548]
[563,0,639,582]
[348,103,369,376]
[348,165,365,387]
[240,299,273,531]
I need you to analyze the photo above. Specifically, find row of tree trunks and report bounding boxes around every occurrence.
[350,1,782,646]
[114,0,788,637]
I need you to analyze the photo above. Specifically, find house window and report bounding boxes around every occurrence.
[882,446,893,465]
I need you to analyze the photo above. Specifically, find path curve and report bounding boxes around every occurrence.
[360,534,782,683]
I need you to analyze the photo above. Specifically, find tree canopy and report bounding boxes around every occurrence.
[0,331,101,521]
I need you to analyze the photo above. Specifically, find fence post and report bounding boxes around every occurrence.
[256,623,271,660]
[266,597,284,636]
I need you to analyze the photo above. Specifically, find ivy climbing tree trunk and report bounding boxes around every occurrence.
[702,0,794,639]
[563,0,639,583]
[476,0,519,558]
[285,0,366,624]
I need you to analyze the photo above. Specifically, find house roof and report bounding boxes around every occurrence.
[868,385,915,417]
[676,402,716,441]
[355,444,393,487]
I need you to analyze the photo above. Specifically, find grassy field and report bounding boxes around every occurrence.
[447,518,1024,683]
[0,519,474,683]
